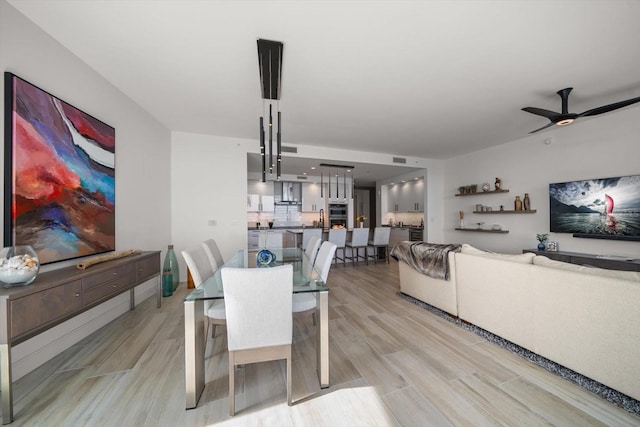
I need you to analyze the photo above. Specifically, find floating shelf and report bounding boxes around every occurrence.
[473,209,537,214]
[455,227,509,233]
[455,189,509,196]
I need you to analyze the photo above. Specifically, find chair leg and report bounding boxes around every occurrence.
[286,347,292,406]
[229,352,235,416]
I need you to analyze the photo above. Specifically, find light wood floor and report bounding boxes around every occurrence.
[9,260,640,426]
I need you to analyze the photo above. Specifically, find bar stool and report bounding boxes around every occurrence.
[328,228,347,265]
[367,227,391,264]
[345,228,369,266]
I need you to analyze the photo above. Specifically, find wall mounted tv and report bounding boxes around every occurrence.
[549,174,640,241]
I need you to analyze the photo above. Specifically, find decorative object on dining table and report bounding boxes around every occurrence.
[163,244,180,292]
[256,249,276,266]
[536,233,548,250]
[523,193,531,211]
[546,241,558,252]
[0,246,40,287]
[495,177,502,190]
[514,195,523,211]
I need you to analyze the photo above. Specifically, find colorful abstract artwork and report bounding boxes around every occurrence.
[4,73,115,264]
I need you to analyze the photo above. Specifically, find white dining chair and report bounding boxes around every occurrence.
[304,235,322,265]
[367,227,391,264]
[222,264,293,415]
[328,228,347,265]
[345,228,369,266]
[302,228,322,250]
[292,241,337,319]
[202,238,224,272]
[182,246,226,340]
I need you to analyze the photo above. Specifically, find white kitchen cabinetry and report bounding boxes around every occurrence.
[247,180,275,212]
[387,179,424,213]
[302,183,326,212]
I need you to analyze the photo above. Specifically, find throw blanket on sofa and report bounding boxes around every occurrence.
[391,242,461,280]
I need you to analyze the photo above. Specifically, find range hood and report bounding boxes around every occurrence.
[274,181,301,205]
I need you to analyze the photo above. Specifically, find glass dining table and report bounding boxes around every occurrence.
[183,247,330,409]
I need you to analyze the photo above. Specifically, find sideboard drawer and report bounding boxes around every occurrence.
[10,280,83,339]
[83,274,136,306]
[137,254,160,281]
[83,263,136,290]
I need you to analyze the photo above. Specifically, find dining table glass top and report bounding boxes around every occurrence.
[184,248,328,302]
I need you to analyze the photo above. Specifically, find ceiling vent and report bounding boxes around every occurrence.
[281,146,297,153]
[296,176,308,180]
[392,157,407,164]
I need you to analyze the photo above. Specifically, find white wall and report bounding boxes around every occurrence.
[444,106,640,257]
[0,1,172,378]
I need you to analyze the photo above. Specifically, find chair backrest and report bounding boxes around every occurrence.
[350,228,369,247]
[182,246,214,287]
[372,227,391,245]
[222,264,293,352]
[202,238,224,271]
[304,236,321,265]
[314,241,338,283]
[261,231,283,249]
[328,228,347,248]
[302,228,322,250]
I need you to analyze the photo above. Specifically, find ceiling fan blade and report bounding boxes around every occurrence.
[522,107,561,120]
[528,122,556,134]
[578,96,640,117]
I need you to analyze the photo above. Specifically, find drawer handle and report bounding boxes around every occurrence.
[75,292,80,297]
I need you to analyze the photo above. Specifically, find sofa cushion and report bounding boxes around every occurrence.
[533,255,640,283]
[460,244,535,264]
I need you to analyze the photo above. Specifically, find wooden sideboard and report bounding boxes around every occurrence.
[522,249,640,272]
[0,251,161,424]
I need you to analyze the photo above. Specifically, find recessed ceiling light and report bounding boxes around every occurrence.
[401,180,406,183]
[311,166,316,170]
[303,172,307,175]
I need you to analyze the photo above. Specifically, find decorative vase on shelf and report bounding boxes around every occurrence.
[523,193,531,211]
[163,244,180,293]
[0,245,40,287]
[537,242,546,251]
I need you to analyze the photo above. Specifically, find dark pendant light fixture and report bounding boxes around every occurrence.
[319,163,355,200]
[257,39,284,182]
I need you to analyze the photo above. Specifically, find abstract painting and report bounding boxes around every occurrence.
[4,73,115,264]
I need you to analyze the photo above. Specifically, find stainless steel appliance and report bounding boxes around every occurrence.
[328,203,347,228]
[409,228,423,241]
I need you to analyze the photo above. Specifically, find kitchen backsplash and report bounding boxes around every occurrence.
[386,212,423,227]
[248,210,324,228]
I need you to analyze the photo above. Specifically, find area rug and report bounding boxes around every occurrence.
[397,291,640,416]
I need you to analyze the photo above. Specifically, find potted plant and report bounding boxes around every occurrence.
[458,186,466,195]
[536,233,548,250]
[470,184,478,193]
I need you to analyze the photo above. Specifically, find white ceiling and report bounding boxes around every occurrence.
[8,0,640,167]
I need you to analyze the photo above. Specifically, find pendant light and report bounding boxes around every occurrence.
[257,39,283,182]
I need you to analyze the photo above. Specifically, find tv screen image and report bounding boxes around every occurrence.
[549,175,640,241]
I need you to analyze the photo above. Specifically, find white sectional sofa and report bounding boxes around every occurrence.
[398,244,640,401]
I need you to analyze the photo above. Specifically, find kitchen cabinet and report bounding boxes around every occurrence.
[389,228,410,247]
[387,179,424,212]
[302,183,326,212]
[247,180,275,212]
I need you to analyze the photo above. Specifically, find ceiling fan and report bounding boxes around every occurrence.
[522,87,640,133]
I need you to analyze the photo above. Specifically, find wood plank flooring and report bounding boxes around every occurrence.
[8,260,640,426]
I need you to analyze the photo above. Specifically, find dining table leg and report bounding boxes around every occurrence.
[184,299,205,409]
[317,290,329,388]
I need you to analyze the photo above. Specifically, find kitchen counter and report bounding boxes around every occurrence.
[382,225,424,230]
[247,226,324,230]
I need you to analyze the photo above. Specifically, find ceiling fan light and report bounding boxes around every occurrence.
[557,118,574,126]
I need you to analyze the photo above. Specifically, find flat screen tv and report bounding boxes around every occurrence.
[549,174,640,241]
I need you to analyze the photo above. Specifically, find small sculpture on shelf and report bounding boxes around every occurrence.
[482,182,490,192]
[495,177,502,190]
[523,193,531,211]
[459,211,464,228]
